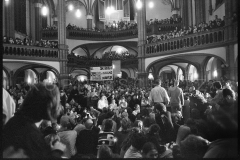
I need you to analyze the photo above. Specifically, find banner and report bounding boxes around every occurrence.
[90,66,113,81]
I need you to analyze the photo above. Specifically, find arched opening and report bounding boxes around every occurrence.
[206,57,222,81]
[121,71,128,79]
[159,66,176,83]
[188,65,198,82]
[24,69,38,85]
[46,70,57,83]
[3,70,8,89]
[76,75,88,82]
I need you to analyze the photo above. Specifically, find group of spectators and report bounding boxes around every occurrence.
[147,15,225,44]
[3,75,238,158]
[147,15,182,25]
[3,36,58,48]
[105,21,138,32]
[42,25,58,30]
[102,51,137,60]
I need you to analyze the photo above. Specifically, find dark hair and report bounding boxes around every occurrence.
[102,107,108,113]
[222,88,235,98]
[180,135,209,158]
[98,145,112,158]
[213,81,222,89]
[106,111,114,119]
[143,117,155,128]
[142,142,157,155]
[154,103,166,113]
[131,132,146,151]
[148,124,160,135]
[104,119,113,131]
[16,83,60,122]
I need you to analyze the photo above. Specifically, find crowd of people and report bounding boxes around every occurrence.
[147,15,225,44]
[102,51,137,60]
[3,36,58,48]
[3,75,238,158]
[147,15,182,25]
[105,21,138,32]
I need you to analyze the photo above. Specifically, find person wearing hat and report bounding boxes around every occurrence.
[76,118,100,156]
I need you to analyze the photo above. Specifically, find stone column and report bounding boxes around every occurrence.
[195,0,206,25]
[34,0,42,41]
[225,45,236,81]
[137,0,147,88]
[53,15,58,27]
[58,0,69,88]
[181,0,188,28]
[224,0,236,41]
[29,0,36,41]
[26,0,31,36]
[87,15,93,29]
[187,0,193,27]
[4,0,15,38]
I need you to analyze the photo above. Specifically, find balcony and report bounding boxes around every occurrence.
[3,43,59,61]
[67,55,112,67]
[121,59,138,66]
[41,23,182,41]
[145,23,238,57]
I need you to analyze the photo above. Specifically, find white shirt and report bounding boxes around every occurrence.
[3,88,16,125]
[149,85,170,104]
[98,99,108,110]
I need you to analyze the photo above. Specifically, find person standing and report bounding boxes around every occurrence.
[168,80,184,113]
[149,79,170,106]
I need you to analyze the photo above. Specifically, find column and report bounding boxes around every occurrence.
[224,0,236,41]
[181,0,188,27]
[198,65,205,84]
[195,0,206,25]
[34,0,42,41]
[26,0,31,36]
[226,45,236,81]
[4,0,15,38]
[30,0,36,41]
[87,15,93,29]
[137,0,147,88]
[53,15,58,26]
[187,0,193,27]
[58,0,69,88]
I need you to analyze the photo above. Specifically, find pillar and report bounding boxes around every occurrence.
[4,0,15,38]
[226,45,236,81]
[87,15,93,29]
[34,0,42,41]
[195,0,206,25]
[137,0,147,88]
[224,0,236,41]
[53,14,58,26]
[180,0,189,28]
[26,0,31,36]
[57,0,69,88]
[187,0,193,27]
[29,0,36,41]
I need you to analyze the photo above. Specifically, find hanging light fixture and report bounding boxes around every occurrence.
[136,0,143,10]
[75,9,81,18]
[41,6,48,16]
[149,1,154,8]
[68,4,74,11]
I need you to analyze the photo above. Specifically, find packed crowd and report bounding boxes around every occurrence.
[3,36,58,48]
[147,15,225,44]
[105,21,138,31]
[42,25,58,30]
[102,51,137,60]
[147,15,182,25]
[3,75,238,158]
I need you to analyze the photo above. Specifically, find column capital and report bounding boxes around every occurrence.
[87,15,93,19]
[34,3,42,8]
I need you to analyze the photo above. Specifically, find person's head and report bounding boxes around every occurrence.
[134,104,140,111]
[101,95,105,100]
[73,85,77,90]
[133,120,143,130]
[154,103,166,113]
[148,124,160,136]
[180,135,209,158]
[106,111,114,119]
[102,107,108,114]
[111,99,115,104]
[97,145,112,158]
[142,142,159,158]
[189,86,195,93]
[17,83,61,122]
[104,119,113,131]
[156,79,162,86]
[222,88,236,104]
[121,118,131,131]
[84,118,93,130]
[213,81,222,90]
[131,132,147,151]
[225,80,231,87]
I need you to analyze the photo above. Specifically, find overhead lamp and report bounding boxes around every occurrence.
[149,1,154,8]
[76,9,81,18]
[113,64,115,69]
[41,6,48,16]
[148,73,154,80]
[5,0,9,2]
[117,48,122,54]
[136,0,143,10]
[68,4,74,11]
[213,70,218,78]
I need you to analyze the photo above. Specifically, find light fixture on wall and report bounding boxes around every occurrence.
[149,1,154,9]
[136,0,143,10]
[27,76,31,84]
[68,4,74,11]
[213,70,218,78]
[106,6,115,15]
[41,6,48,16]
[148,73,154,88]
[75,9,81,18]
[113,64,115,69]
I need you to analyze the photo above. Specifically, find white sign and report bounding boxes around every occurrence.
[90,66,113,81]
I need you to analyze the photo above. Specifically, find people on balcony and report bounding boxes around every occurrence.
[147,15,182,25]
[147,17,225,44]
[3,36,58,49]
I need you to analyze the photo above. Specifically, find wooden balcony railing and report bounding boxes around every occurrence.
[67,55,112,67]
[3,43,59,61]
[145,27,226,56]
[41,23,182,40]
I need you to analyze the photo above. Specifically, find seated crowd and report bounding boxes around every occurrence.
[102,51,137,60]
[147,15,182,25]
[3,75,238,158]
[3,35,58,48]
[147,15,225,44]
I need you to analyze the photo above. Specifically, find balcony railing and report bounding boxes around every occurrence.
[41,23,182,40]
[3,43,59,60]
[145,27,226,56]
[67,55,112,67]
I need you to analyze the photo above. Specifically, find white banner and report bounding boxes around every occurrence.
[90,66,113,81]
